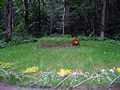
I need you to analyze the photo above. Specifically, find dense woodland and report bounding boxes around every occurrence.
[0,0,120,42]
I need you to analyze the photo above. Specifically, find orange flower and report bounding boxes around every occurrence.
[16,66,21,68]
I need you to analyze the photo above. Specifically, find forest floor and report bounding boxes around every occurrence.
[0,84,120,90]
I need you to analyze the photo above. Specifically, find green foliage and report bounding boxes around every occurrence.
[0,40,5,48]
[0,0,5,10]
[0,0,120,42]
[0,35,38,48]
[8,35,38,46]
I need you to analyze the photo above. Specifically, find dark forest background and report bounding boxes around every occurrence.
[0,0,120,42]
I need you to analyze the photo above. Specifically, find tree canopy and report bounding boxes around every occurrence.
[0,0,120,41]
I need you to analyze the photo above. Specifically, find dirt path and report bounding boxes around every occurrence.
[0,85,120,90]
[0,85,55,90]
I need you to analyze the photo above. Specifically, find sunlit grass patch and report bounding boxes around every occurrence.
[0,37,120,71]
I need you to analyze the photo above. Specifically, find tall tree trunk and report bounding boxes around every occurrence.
[100,0,106,38]
[62,0,66,35]
[5,0,13,42]
[50,15,53,35]
[23,0,29,36]
[36,0,41,35]
[49,0,54,35]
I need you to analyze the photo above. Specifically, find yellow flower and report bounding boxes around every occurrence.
[57,69,66,77]
[25,66,39,73]
[0,62,12,68]
[66,69,72,75]
[116,68,120,73]
[57,68,72,77]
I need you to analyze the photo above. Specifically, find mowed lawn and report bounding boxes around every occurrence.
[0,37,120,71]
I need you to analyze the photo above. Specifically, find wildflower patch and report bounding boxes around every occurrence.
[0,61,120,88]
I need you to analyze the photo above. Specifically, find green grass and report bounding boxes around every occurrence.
[0,37,120,72]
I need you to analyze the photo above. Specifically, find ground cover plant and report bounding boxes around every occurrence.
[0,36,120,89]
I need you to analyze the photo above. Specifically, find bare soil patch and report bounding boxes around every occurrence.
[40,40,72,48]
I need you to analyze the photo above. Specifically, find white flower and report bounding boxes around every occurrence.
[101,69,107,73]
[72,72,80,78]
[109,69,114,74]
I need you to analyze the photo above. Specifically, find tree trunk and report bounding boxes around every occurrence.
[100,0,106,38]
[23,0,29,36]
[5,0,13,42]
[62,0,66,35]
[36,0,41,35]
[49,0,54,35]
[50,15,53,35]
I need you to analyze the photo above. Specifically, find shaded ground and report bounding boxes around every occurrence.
[0,85,120,90]
[0,85,55,90]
